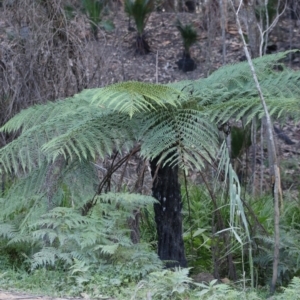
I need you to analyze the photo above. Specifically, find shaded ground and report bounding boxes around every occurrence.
[97,9,300,85]
[0,290,83,300]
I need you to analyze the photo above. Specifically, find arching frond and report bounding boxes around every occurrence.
[91,81,184,117]
[138,107,218,170]
[168,52,300,126]
[0,103,136,174]
[41,112,136,162]
[169,51,299,106]
[0,90,96,134]
[1,158,98,214]
[206,95,300,126]
[203,51,296,86]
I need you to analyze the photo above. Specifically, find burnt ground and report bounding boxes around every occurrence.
[1,6,300,300]
[98,9,300,84]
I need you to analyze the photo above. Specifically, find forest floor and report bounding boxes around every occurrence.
[0,290,82,300]
[1,5,300,300]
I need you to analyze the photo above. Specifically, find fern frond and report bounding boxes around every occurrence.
[205,51,296,85]
[41,112,135,162]
[0,89,96,134]
[98,244,119,255]
[31,247,60,268]
[0,107,135,174]
[30,207,91,230]
[91,81,184,117]
[183,51,300,112]
[138,108,218,170]
[93,192,157,212]
[281,276,300,299]
[0,223,18,239]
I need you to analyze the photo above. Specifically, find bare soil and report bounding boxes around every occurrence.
[0,290,83,300]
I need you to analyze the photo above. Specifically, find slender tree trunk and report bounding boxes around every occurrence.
[230,0,282,293]
[219,0,227,64]
[244,0,260,58]
[128,155,148,244]
[150,155,187,268]
[251,118,257,196]
[260,117,265,195]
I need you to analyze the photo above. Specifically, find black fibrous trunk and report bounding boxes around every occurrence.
[176,52,196,72]
[150,156,187,268]
[135,34,150,55]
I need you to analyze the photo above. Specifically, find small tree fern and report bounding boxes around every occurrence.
[176,20,198,72]
[124,0,153,54]
[82,0,114,39]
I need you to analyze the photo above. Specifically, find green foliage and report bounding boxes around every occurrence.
[282,195,300,228]
[176,20,198,55]
[254,230,296,285]
[82,0,114,38]
[230,125,252,159]
[1,51,300,298]
[182,185,213,272]
[247,195,274,234]
[139,107,218,170]
[63,4,77,19]
[132,267,196,299]
[0,53,298,177]
[0,268,69,297]
[0,80,219,175]
[0,191,162,298]
[195,282,261,299]
[26,193,158,268]
[277,277,300,300]
[91,81,183,116]
[191,51,299,113]
[124,0,153,35]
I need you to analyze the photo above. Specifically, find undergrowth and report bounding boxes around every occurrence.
[2,267,300,299]
[1,183,300,299]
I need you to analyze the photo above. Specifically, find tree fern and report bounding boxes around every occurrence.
[1,52,300,178]
[1,52,300,283]
[124,0,153,36]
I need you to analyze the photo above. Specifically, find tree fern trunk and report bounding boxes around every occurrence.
[150,156,187,268]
